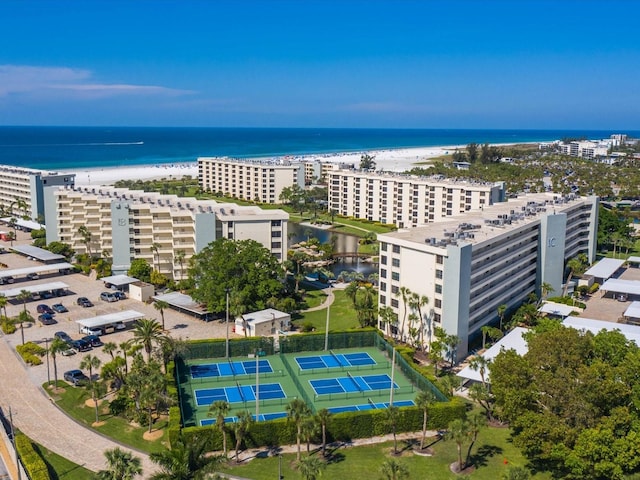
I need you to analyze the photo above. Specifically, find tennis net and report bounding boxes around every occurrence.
[347,371,362,392]
[236,381,245,402]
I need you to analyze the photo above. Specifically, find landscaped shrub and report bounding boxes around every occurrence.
[1,318,16,334]
[546,296,587,309]
[168,406,182,448]
[15,433,49,480]
[589,282,600,294]
[16,342,45,366]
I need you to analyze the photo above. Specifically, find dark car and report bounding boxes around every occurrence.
[36,304,54,314]
[76,297,94,308]
[41,291,54,299]
[63,369,89,386]
[54,331,72,344]
[82,335,103,347]
[54,288,68,297]
[52,303,68,313]
[71,339,92,352]
[26,272,40,280]
[100,292,118,302]
[113,291,127,300]
[38,313,57,325]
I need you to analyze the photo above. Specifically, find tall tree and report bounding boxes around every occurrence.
[149,434,220,480]
[415,389,437,450]
[359,154,376,170]
[380,458,409,480]
[208,400,230,457]
[151,242,161,270]
[132,318,166,361]
[80,354,101,387]
[287,398,312,461]
[497,303,508,331]
[395,286,412,343]
[16,309,33,345]
[409,292,429,351]
[78,225,94,259]
[233,410,254,462]
[562,253,588,297]
[49,337,68,387]
[96,447,143,480]
[153,300,169,331]
[447,418,470,472]
[174,249,186,281]
[315,408,331,457]
[298,455,326,480]
[384,405,401,455]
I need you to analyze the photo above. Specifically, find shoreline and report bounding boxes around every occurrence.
[64,141,538,186]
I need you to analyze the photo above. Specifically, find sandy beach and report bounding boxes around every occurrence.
[65,143,528,186]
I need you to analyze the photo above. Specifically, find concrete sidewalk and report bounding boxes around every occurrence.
[0,334,157,478]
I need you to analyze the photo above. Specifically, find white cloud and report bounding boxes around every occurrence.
[0,65,194,98]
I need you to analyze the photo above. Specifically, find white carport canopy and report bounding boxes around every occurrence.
[457,327,529,384]
[100,274,139,287]
[628,256,640,265]
[10,245,65,262]
[624,302,640,320]
[76,310,145,329]
[583,258,625,280]
[0,262,73,278]
[600,278,640,296]
[0,281,69,298]
[153,292,211,316]
[538,302,581,317]
[563,317,640,346]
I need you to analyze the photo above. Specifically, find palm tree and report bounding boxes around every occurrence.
[395,286,412,343]
[119,339,138,375]
[562,253,588,297]
[464,412,487,468]
[480,325,492,350]
[153,300,170,331]
[287,398,312,461]
[497,304,507,331]
[151,242,161,271]
[415,389,437,450]
[149,434,220,480]
[78,225,93,259]
[468,355,489,387]
[16,309,33,345]
[174,249,186,281]
[384,405,400,455]
[315,408,331,457]
[233,410,254,462]
[230,292,247,338]
[103,341,118,359]
[17,289,31,313]
[344,281,360,306]
[301,415,320,454]
[132,318,166,361]
[447,418,470,472]
[49,337,68,386]
[409,292,429,351]
[96,447,143,480]
[208,400,230,457]
[540,282,554,303]
[298,455,326,480]
[378,306,397,338]
[88,380,107,423]
[380,458,409,480]
[80,354,101,386]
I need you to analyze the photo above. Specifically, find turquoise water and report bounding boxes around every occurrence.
[0,126,635,171]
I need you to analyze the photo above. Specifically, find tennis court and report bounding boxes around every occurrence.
[295,351,376,370]
[195,382,285,406]
[200,411,288,426]
[328,399,415,414]
[190,359,273,379]
[310,374,397,396]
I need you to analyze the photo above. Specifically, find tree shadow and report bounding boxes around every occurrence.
[469,444,503,468]
[325,451,345,464]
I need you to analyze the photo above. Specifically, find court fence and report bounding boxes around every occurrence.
[180,336,275,360]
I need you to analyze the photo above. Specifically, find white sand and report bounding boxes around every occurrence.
[65,143,529,186]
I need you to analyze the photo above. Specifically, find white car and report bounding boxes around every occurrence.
[80,326,103,336]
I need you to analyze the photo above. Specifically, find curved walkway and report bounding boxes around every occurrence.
[0,335,157,478]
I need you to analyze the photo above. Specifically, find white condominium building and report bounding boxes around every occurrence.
[559,141,609,159]
[377,192,598,360]
[328,170,505,228]
[50,187,288,279]
[0,165,75,223]
[198,157,306,204]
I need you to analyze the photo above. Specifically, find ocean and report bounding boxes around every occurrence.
[0,126,636,171]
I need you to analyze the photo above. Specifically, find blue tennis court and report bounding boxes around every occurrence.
[200,411,288,426]
[296,351,376,370]
[194,382,286,406]
[310,374,398,396]
[190,359,273,378]
[327,400,414,414]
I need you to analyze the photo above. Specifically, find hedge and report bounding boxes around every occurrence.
[168,406,182,448]
[16,342,45,366]
[1,319,16,334]
[181,399,465,451]
[15,433,50,480]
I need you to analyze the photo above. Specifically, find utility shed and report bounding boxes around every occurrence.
[236,308,290,337]
[129,281,155,302]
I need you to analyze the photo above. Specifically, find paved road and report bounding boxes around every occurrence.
[0,334,157,478]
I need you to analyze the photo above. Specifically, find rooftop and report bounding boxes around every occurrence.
[331,168,498,188]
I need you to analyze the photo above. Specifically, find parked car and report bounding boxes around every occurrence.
[100,292,118,302]
[41,291,54,299]
[54,331,72,344]
[63,369,88,386]
[26,272,40,280]
[53,288,68,297]
[0,276,15,285]
[52,303,68,313]
[82,335,103,347]
[36,304,54,314]
[113,291,127,300]
[80,326,103,336]
[71,339,92,352]
[38,313,56,325]
[60,346,76,356]
[113,321,126,330]
[77,297,93,308]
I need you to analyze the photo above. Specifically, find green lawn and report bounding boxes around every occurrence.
[300,287,328,309]
[50,382,169,453]
[32,442,96,480]
[219,427,551,480]
[293,290,360,331]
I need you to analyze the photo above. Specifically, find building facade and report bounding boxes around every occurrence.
[377,192,598,360]
[198,157,306,204]
[0,165,75,223]
[559,141,609,159]
[50,187,288,278]
[328,170,505,228]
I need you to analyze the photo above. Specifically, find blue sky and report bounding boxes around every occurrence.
[1,0,638,129]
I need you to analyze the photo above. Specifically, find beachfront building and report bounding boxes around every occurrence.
[377,192,598,360]
[49,186,288,279]
[198,157,306,204]
[328,169,505,228]
[559,141,609,159]
[0,165,75,223]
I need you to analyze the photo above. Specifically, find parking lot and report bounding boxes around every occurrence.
[0,231,236,387]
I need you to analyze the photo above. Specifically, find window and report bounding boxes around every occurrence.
[271,231,282,238]
[436,269,443,279]
[380,282,386,291]
[380,295,386,305]
[392,258,400,268]
[391,298,399,308]
[435,284,442,294]
[391,272,400,281]
[271,220,281,226]
[435,299,442,308]
[436,255,444,264]
[433,313,441,323]
[392,245,400,254]
[391,285,399,294]
[380,255,387,265]
[271,241,281,249]
[381,269,387,278]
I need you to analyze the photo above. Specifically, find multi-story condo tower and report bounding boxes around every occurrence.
[198,157,306,204]
[50,187,288,278]
[0,165,75,223]
[377,192,598,360]
[328,170,504,228]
